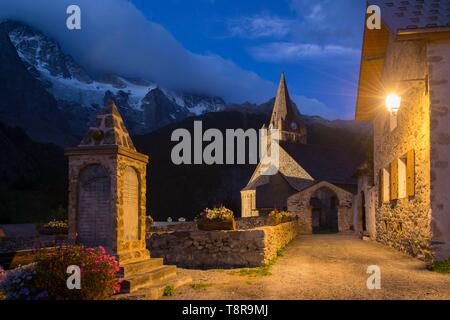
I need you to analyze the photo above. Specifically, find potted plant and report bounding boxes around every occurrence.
[197,206,236,231]
[38,220,68,235]
[267,210,295,226]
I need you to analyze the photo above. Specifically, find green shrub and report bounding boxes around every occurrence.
[1,245,122,300]
[267,210,294,226]
[427,259,450,275]
[33,245,122,300]
[190,283,212,290]
[163,285,174,296]
[238,240,292,277]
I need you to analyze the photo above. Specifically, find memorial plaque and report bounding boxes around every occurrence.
[122,167,139,240]
[78,164,112,247]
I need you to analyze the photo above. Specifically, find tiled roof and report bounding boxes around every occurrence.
[279,141,365,185]
[242,175,270,191]
[370,0,450,31]
[242,173,314,192]
[242,141,363,192]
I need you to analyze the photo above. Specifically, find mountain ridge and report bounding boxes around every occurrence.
[0,20,369,147]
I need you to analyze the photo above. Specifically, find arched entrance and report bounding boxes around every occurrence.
[123,167,140,240]
[310,187,339,234]
[78,164,112,248]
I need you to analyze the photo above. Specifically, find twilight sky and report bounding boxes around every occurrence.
[0,0,366,119]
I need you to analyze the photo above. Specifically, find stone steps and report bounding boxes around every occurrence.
[119,258,164,278]
[114,275,192,300]
[120,264,177,293]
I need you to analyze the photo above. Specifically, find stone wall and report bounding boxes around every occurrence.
[147,222,198,234]
[148,221,299,268]
[287,181,353,234]
[0,235,67,254]
[373,37,432,260]
[236,217,267,230]
[428,41,450,260]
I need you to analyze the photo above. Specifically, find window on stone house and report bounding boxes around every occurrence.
[381,167,390,203]
[406,149,415,197]
[398,156,407,199]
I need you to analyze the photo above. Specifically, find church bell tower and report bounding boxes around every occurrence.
[269,72,307,144]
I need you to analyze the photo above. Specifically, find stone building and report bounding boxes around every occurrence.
[241,73,364,234]
[354,1,450,260]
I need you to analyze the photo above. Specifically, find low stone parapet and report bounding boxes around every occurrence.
[0,235,67,254]
[236,216,267,230]
[147,221,299,268]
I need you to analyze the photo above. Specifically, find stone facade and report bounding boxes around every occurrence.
[65,102,150,264]
[148,221,299,268]
[428,41,450,260]
[241,190,257,217]
[355,5,450,261]
[371,37,433,260]
[287,181,353,234]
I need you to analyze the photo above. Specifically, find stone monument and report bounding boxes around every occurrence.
[65,101,185,295]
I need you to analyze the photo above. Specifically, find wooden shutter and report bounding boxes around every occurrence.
[379,169,384,203]
[390,160,398,200]
[407,149,415,197]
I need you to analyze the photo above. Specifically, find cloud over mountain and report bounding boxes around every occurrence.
[0,0,276,104]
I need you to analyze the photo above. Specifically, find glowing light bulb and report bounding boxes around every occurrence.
[386,94,401,113]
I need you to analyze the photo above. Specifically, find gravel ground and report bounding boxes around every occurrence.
[165,234,450,300]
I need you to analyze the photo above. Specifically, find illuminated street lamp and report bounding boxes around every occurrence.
[386,93,401,113]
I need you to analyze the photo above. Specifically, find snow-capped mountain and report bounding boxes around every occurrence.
[0,20,226,141]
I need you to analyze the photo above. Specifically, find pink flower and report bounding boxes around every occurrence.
[98,246,106,254]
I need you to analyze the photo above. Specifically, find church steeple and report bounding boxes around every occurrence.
[269,72,307,144]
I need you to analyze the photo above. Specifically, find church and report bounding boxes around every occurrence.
[241,73,364,234]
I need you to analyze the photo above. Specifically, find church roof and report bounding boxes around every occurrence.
[242,173,314,192]
[243,141,363,192]
[79,100,136,150]
[269,72,302,131]
[370,0,450,32]
[279,141,364,185]
[242,175,270,191]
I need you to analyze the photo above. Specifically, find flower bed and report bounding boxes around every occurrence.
[196,207,236,231]
[267,210,296,226]
[0,245,122,300]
